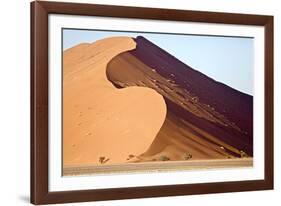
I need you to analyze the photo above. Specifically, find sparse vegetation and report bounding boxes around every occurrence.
[240,150,248,158]
[128,154,135,158]
[99,156,110,164]
[159,155,170,161]
[126,154,135,161]
[99,156,105,164]
[183,153,192,160]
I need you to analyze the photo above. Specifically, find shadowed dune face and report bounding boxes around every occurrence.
[63,37,167,166]
[106,36,253,161]
[63,34,253,168]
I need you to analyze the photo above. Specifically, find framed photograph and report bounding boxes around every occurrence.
[31,1,274,204]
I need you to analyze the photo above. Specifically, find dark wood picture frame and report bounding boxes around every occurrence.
[31,1,274,204]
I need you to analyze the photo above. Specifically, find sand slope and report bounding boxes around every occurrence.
[106,36,253,161]
[63,35,253,169]
[63,37,167,166]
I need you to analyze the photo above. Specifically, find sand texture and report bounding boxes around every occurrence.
[63,37,167,166]
[63,35,253,170]
[107,36,253,161]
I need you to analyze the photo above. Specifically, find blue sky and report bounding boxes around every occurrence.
[63,29,254,95]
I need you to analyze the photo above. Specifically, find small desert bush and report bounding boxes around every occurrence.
[99,156,110,164]
[126,154,135,161]
[128,154,135,158]
[183,153,192,160]
[159,155,170,161]
[240,151,248,158]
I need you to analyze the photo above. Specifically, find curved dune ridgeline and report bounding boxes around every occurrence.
[63,35,253,170]
[106,36,253,162]
[63,37,167,167]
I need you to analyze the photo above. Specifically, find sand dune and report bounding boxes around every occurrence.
[63,35,253,172]
[106,36,253,162]
[63,37,166,167]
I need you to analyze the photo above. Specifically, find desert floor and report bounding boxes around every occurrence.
[63,158,253,176]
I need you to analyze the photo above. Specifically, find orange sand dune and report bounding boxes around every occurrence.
[63,35,253,171]
[107,52,239,161]
[106,36,253,162]
[63,37,167,167]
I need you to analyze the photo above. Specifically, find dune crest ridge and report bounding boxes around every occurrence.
[106,36,253,162]
[63,37,167,166]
